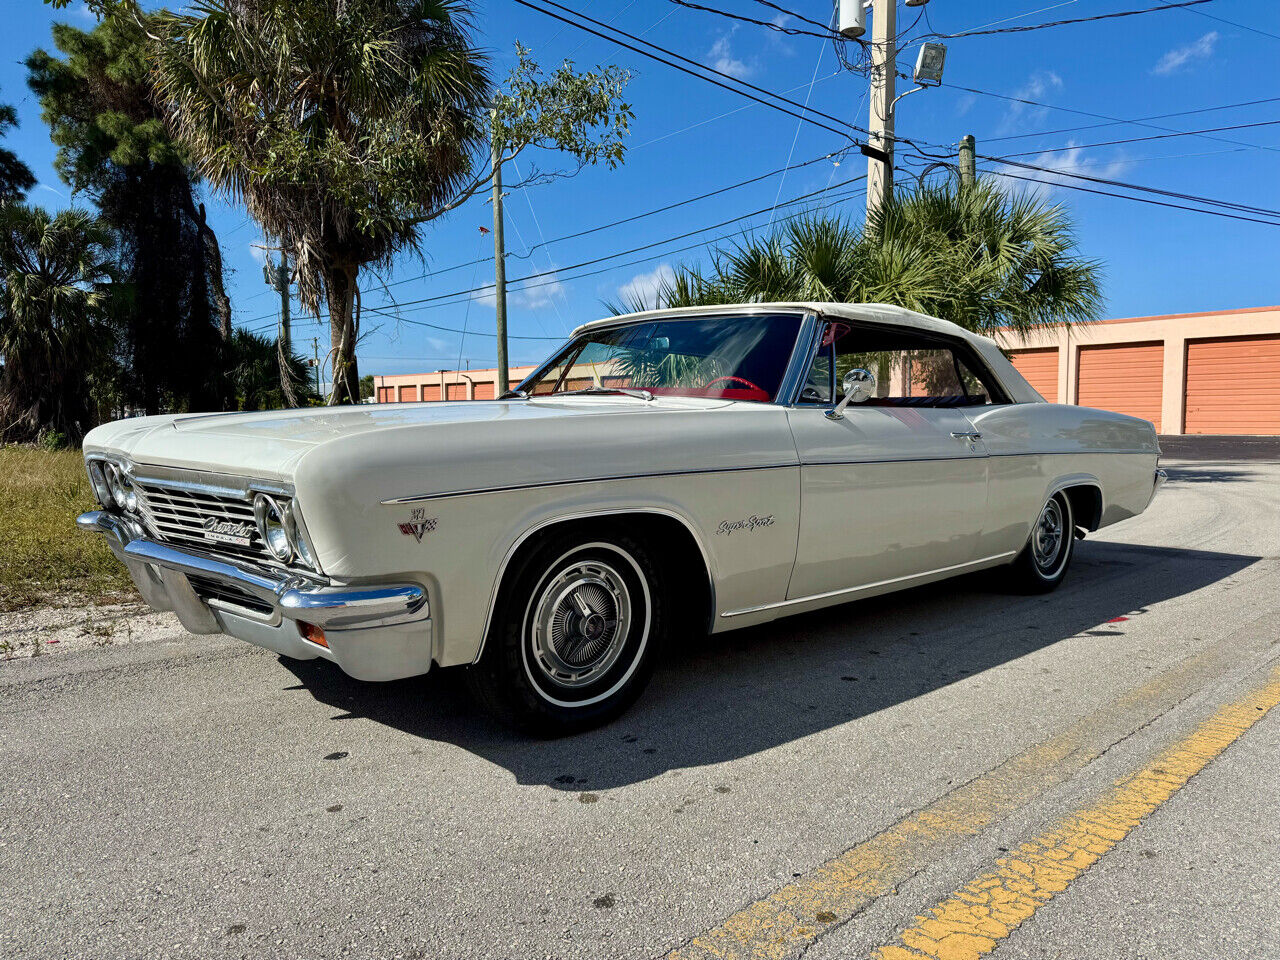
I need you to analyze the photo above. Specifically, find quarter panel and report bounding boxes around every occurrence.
[968,403,1159,555]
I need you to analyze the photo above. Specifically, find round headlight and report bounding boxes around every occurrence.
[87,461,112,508]
[104,463,136,512]
[254,493,293,562]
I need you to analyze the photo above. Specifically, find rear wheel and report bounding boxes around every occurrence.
[1010,491,1075,592]
[468,529,664,735]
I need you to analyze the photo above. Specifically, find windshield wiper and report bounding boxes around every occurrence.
[498,388,529,399]
[554,386,654,401]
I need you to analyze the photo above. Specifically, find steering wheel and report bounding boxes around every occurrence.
[704,375,765,394]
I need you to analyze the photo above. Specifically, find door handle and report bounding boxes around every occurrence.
[950,431,982,441]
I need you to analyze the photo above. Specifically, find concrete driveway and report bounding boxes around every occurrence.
[3,450,1278,959]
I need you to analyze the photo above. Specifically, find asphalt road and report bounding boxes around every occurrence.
[3,455,1279,960]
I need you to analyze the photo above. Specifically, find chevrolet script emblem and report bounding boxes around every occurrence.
[202,517,255,547]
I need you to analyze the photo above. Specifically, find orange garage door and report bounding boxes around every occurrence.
[1184,335,1280,435]
[1076,342,1163,431]
[1008,348,1059,401]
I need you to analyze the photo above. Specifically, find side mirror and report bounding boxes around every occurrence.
[825,368,876,420]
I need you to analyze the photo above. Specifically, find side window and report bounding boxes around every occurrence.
[800,321,1003,407]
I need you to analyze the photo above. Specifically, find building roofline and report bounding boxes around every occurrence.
[1097,304,1280,325]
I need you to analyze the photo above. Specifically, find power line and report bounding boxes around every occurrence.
[362,174,869,317]
[986,95,1280,144]
[985,168,1280,228]
[666,0,843,41]
[361,182,870,327]
[968,151,1280,221]
[1154,0,1280,42]
[746,0,838,35]
[997,118,1280,158]
[925,0,1213,37]
[238,148,852,327]
[941,80,1280,155]
[512,0,861,140]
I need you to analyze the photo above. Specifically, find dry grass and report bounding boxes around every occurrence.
[0,446,136,611]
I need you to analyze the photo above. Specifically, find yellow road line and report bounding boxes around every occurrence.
[873,667,1280,960]
[665,626,1276,960]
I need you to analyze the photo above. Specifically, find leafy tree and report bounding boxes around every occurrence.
[55,0,631,406]
[634,179,1103,340]
[27,17,233,416]
[0,204,115,443]
[0,93,36,202]
[227,329,316,411]
[359,374,375,401]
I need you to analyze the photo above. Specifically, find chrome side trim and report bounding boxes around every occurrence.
[381,451,1134,506]
[382,462,798,505]
[719,551,1018,619]
[472,506,718,666]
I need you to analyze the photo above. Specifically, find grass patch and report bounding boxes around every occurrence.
[0,446,136,611]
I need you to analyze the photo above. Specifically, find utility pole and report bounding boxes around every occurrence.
[311,337,321,398]
[959,134,976,189]
[263,247,298,406]
[866,0,897,216]
[491,131,510,397]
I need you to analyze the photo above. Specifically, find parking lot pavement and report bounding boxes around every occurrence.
[2,454,1278,960]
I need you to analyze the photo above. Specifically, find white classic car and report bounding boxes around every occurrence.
[79,303,1164,732]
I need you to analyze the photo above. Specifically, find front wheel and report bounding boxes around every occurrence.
[467,529,664,735]
[1009,491,1075,593]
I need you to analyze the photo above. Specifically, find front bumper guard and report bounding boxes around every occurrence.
[77,510,432,680]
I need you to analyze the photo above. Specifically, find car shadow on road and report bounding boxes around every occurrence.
[1162,463,1263,484]
[279,539,1258,790]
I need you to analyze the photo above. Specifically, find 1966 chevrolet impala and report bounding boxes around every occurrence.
[78,303,1165,732]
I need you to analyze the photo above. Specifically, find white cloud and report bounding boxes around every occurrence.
[996,141,1132,199]
[469,272,566,310]
[1153,31,1218,75]
[516,274,566,308]
[999,71,1063,132]
[709,33,755,80]
[617,264,675,310]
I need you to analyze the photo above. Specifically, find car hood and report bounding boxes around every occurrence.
[83,397,739,480]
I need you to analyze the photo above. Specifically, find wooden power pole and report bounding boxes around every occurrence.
[866,0,897,216]
[491,135,510,397]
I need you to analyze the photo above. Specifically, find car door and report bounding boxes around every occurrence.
[784,320,994,601]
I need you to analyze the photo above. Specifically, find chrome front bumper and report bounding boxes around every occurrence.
[77,510,433,681]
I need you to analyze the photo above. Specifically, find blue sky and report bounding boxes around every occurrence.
[3,1,1279,378]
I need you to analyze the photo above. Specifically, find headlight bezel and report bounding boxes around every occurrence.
[95,458,137,513]
[253,492,294,563]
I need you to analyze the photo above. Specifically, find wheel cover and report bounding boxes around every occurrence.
[529,560,632,689]
[1032,498,1065,572]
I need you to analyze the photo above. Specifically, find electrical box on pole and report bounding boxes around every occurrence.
[837,0,866,39]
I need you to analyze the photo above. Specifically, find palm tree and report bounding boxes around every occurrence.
[0,203,115,444]
[148,0,492,404]
[228,329,316,411]
[636,178,1103,341]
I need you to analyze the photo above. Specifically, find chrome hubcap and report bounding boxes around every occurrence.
[1032,498,1065,571]
[530,560,631,688]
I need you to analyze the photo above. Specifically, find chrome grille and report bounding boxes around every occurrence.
[133,480,274,567]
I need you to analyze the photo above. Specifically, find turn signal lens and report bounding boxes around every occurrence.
[299,621,327,648]
[87,461,112,508]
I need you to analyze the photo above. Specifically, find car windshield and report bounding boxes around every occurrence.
[520,313,803,403]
